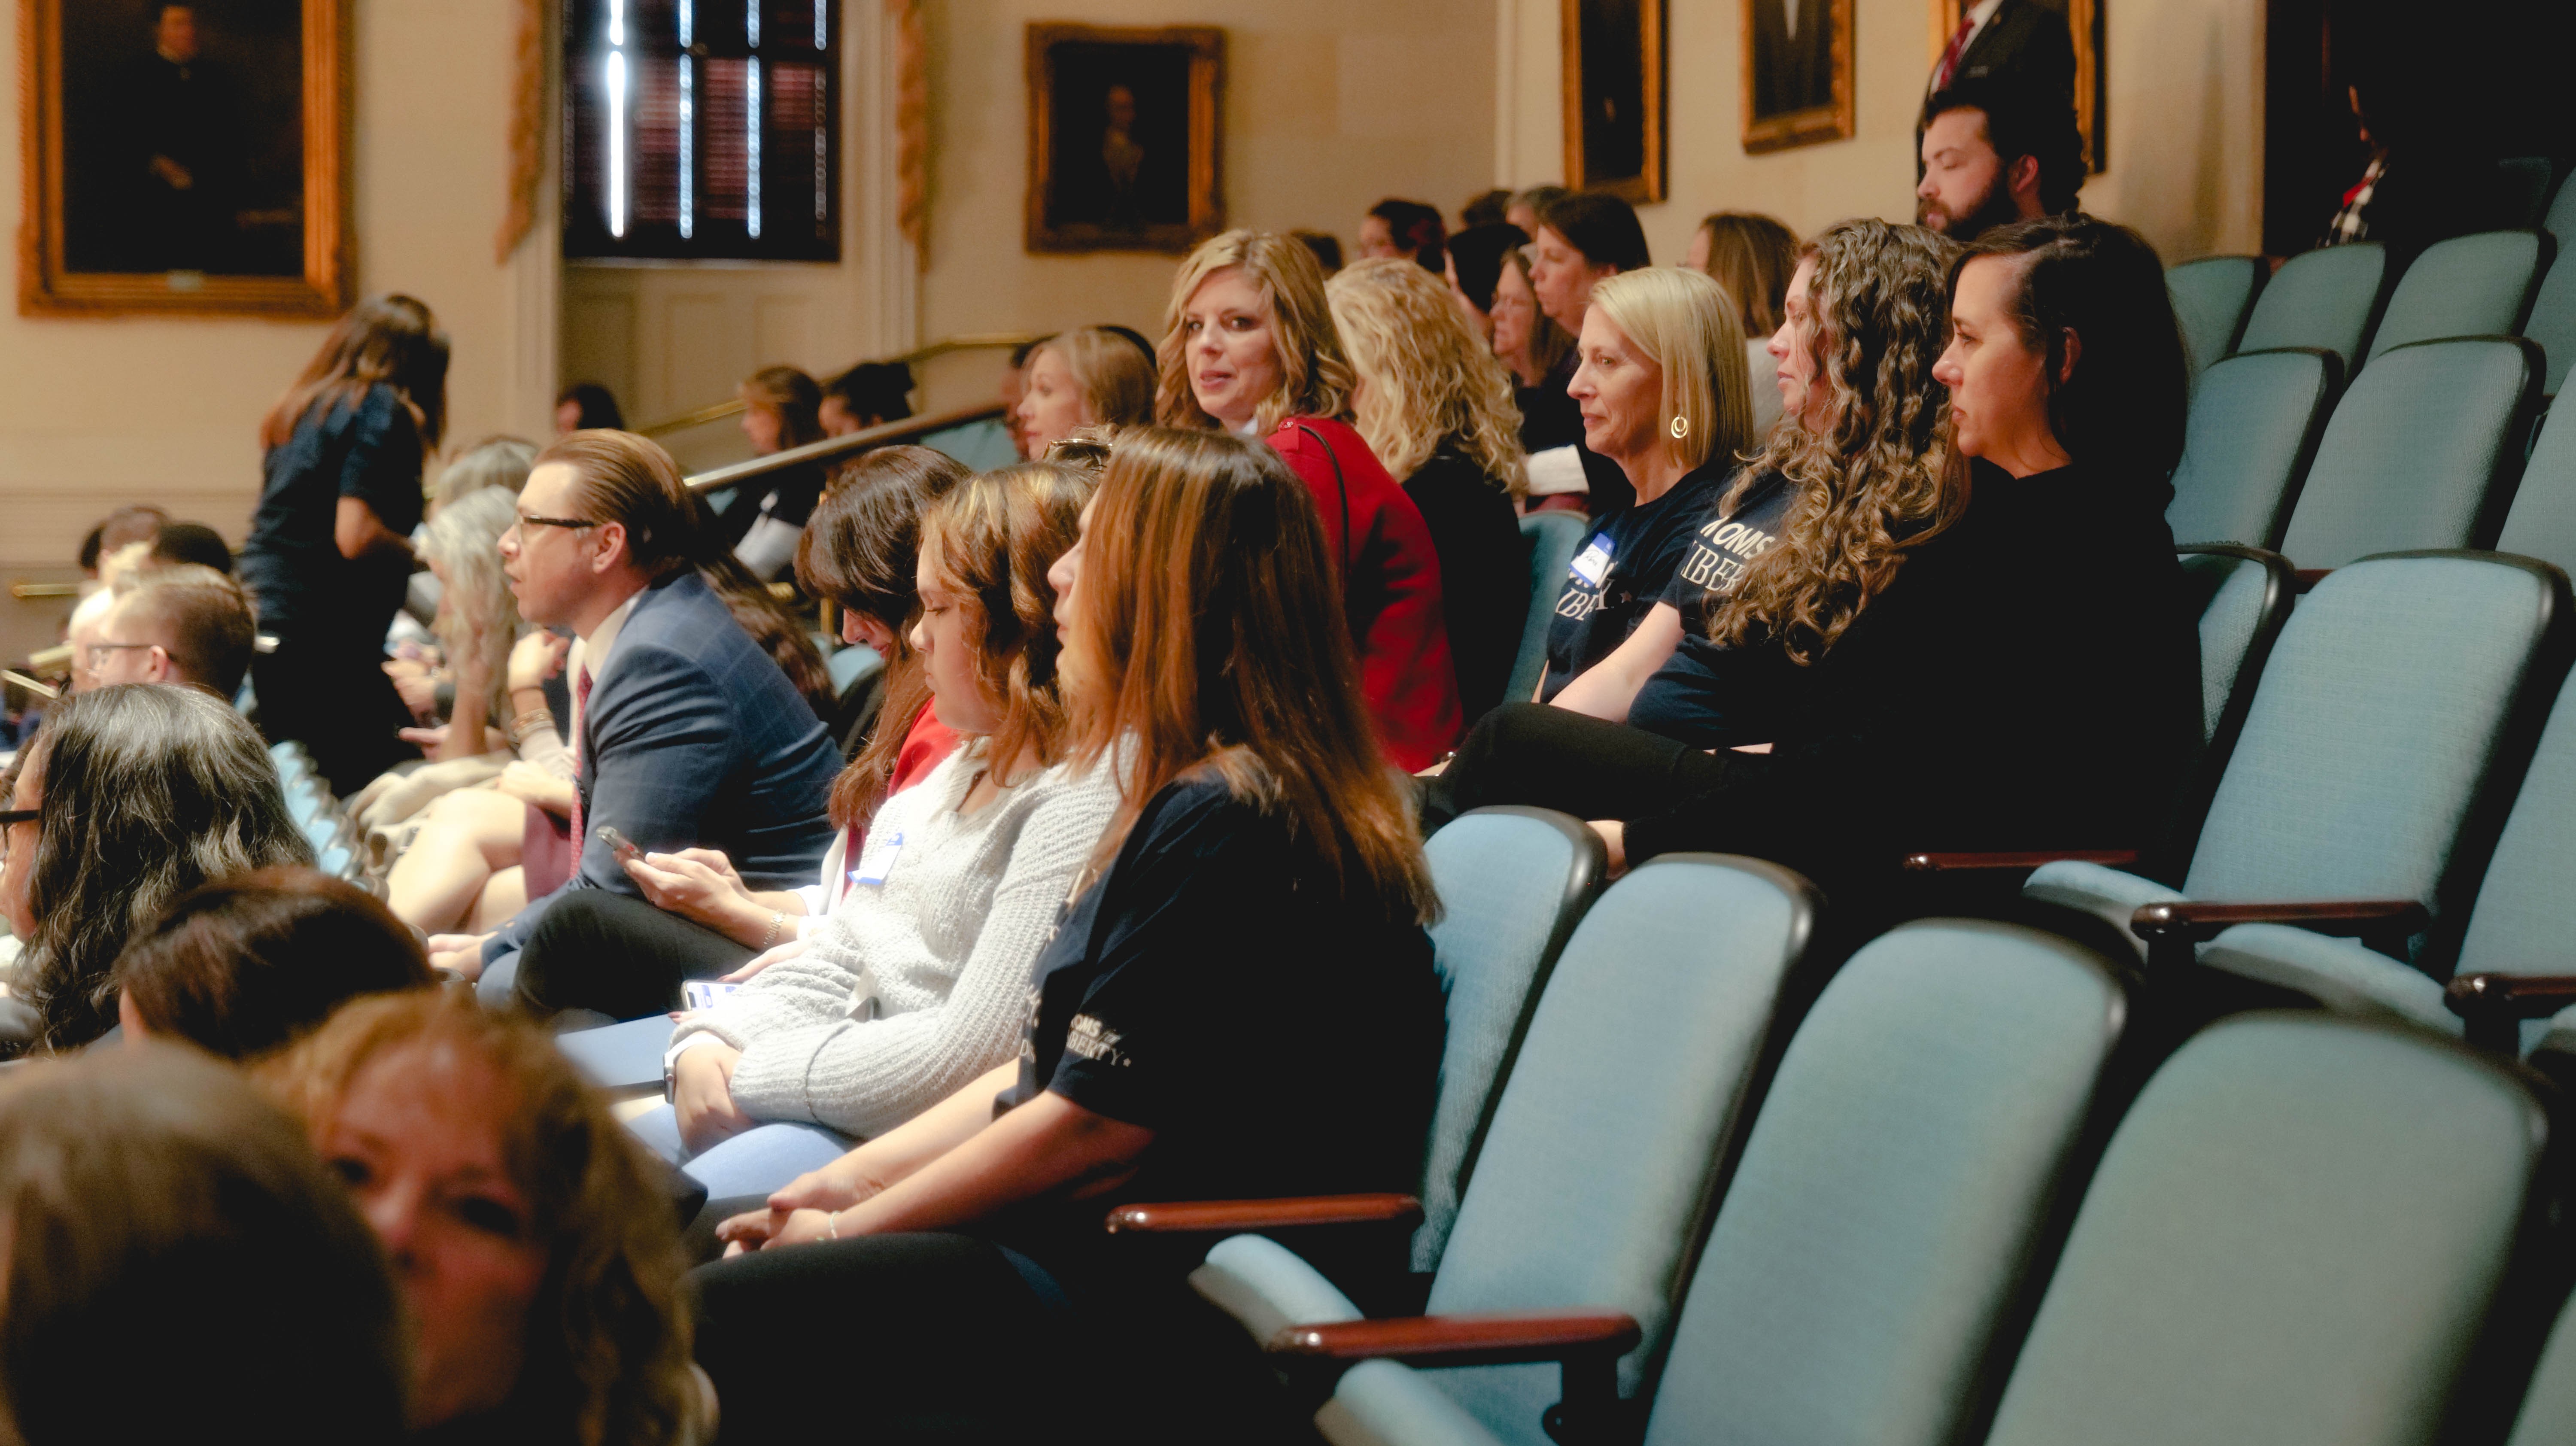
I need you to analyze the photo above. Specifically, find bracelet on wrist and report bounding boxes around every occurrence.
[508,707,556,745]
[755,911,787,951]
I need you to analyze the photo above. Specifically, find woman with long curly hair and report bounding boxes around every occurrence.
[1328,256,1530,721]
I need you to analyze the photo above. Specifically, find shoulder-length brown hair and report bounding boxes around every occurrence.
[1154,230,1356,435]
[797,445,970,828]
[258,990,696,1446]
[918,462,1092,781]
[1066,427,1435,922]
[260,294,450,453]
[1707,219,1965,664]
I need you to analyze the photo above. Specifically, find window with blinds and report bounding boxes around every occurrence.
[563,0,840,262]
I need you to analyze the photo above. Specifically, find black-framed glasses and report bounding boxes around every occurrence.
[513,513,601,532]
[0,809,33,868]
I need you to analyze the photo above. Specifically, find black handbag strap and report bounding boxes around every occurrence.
[1290,421,1356,582]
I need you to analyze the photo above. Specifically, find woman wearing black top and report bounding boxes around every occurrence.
[724,365,832,582]
[687,427,1446,1444]
[240,294,448,794]
[1492,246,1581,456]
[1526,191,1654,515]
[1329,256,1531,722]
[1587,217,2199,917]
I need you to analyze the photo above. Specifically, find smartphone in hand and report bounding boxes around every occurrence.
[596,825,642,863]
[682,980,743,1010]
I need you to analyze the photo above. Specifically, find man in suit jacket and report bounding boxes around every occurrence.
[1926,0,2074,108]
[428,431,839,1002]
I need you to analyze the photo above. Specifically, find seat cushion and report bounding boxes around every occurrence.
[1321,1360,1512,1446]
[2021,860,2185,962]
[2198,923,2454,1033]
[1190,1233,1366,1346]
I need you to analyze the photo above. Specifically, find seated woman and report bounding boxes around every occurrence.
[262,989,704,1445]
[1530,267,1753,706]
[1686,211,1801,438]
[623,464,1120,1198]
[686,428,1446,1444]
[114,866,437,1059]
[0,1047,408,1445]
[1473,217,2201,920]
[723,365,832,582]
[1160,228,1463,769]
[1014,326,1157,455]
[1,684,311,1054]
[1327,257,1531,723]
[805,444,969,767]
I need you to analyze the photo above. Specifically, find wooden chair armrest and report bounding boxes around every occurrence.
[2446,974,2576,1021]
[1901,848,2142,874]
[2292,568,2333,591]
[1266,1311,1642,1369]
[2129,899,2427,948]
[1102,1194,1422,1235]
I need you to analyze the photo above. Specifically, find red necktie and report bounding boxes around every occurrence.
[568,664,593,857]
[1934,15,1976,91]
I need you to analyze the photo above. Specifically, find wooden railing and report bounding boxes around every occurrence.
[639,331,1042,439]
[683,402,1007,494]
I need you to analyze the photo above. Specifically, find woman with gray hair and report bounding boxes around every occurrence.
[0,684,312,1053]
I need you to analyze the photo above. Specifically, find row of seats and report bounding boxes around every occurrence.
[1127,807,2576,1446]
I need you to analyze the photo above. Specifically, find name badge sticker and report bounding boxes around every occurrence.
[1569,538,1614,589]
[851,830,904,887]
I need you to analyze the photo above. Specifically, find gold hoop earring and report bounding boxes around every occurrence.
[1669,416,1689,440]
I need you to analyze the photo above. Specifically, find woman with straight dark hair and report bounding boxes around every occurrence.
[802,445,972,774]
[0,1047,408,1445]
[114,866,437,1060]
[0,685,313,1054]
[1442,221,1528,345]
[686,428,1446,1443]
[556,381,626,435]
[1526,191,1654,514]
[240,293,450,793]
[1360,197,1447,273]
[726,365,833,581]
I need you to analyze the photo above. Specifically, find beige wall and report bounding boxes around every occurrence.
[0,0,550,657]
[1496,0,2262,270]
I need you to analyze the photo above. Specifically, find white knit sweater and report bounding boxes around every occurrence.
[670,745,1118,1137]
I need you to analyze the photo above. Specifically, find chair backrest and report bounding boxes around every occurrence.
[2182,553,2570,963]
[2506,1285,2576,1446]
[2365,231,2554,365]
[1508,511,1590,704]
[1640,921,2128,1446]
[2236,243,2390,371]
[2497,403,2576,574]
[1419,853,1817,1443]
[2500,157,2558,230]
[2167,255,2263,381]
[2453,674,2576,1045]
[2175,544,2294,774]
[1982,1014,2547,1446]
[2521,252,2576,396]
[1412,807,1606,1270]
[825,642,883,698]
[2276,337,2539,570]
[2166,348,2340,550]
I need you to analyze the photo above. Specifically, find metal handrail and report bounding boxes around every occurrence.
[683,402,1006,493]
[639,332,1045,437]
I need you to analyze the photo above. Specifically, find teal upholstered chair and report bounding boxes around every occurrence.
[1298,918,2135,1446]
[2497,402,2576,575]
[2023,553,2571,972]
[2363,231,2553,365]
[2507,1288,2576,1446]
[1508,512,1589,705]
[1981,1013,2550,1446]
[1186,854,1820,1444]
[2166,545,2295,823]
[2165,349,2339,550]
[2525,179,2576,393]
[2167,255,2263,381]
[2236,243,2390,372]
[2274,337,2539,571]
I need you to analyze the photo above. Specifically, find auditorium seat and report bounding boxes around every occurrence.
[2202,662,2576,1051]
[2166,544,2296,832]
[1508,513,1588,705]
[2506,1288,2576,1446]
[2023,553,2570,973]
[2165,348,2339,549]
[2496,397,2576,573]
[2235,242,2391,373]
[1182,853,1819,1434]
[2273,337,2539,572]
[1978,1013,2550,1446]
[2363,231,2553,366]
[1298,918,2132,1446]
[2499,156,2559,230]
[2166,255,2263,382]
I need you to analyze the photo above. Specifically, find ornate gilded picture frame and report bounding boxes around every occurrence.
[1926,0,2105,172]
[18,0,351,318]
[1560,0,1666,203]
[1744,0,1855,153]
[1024,23,1223,255]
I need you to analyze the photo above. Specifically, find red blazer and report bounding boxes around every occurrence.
[1267,417,1464,769]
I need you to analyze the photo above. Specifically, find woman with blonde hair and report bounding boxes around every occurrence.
[262,989,705,1445]
[1157,228,1461,768]
[687,428,1445,1441]
[1014,326,1157,455]
[1329,256,1531,721]
[1688,211,1801,437]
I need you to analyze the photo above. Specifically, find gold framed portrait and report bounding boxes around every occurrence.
[1743,0,1856,153]
[18,0,351,318]
[1559,0,1666,203]
[1926,0,2105,172]
[1024,23,1224,255]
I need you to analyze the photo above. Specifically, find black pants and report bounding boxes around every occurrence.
[250,632,419,796]
[1423,702,1732,833]
[512,890,753,1021]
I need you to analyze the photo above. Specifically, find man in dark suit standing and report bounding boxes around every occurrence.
[431,431,839,1005]
[1926,0,2075,108]
[1752,0,1837,120]
[1917,79,2084,242]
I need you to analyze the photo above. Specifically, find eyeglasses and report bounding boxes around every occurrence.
[84,642,152,668]
[513,513,601,532]
[0,808,33,868]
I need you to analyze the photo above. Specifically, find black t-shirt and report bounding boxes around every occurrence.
[993,772,1444,1295]
[238,385,424,640]
[1628,470,1801,747]
[1539,463,1731,701]
[1405,447,1530,725]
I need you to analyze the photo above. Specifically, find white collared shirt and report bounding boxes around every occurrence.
[1934,0,2008,90]
[564,588,644,745]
